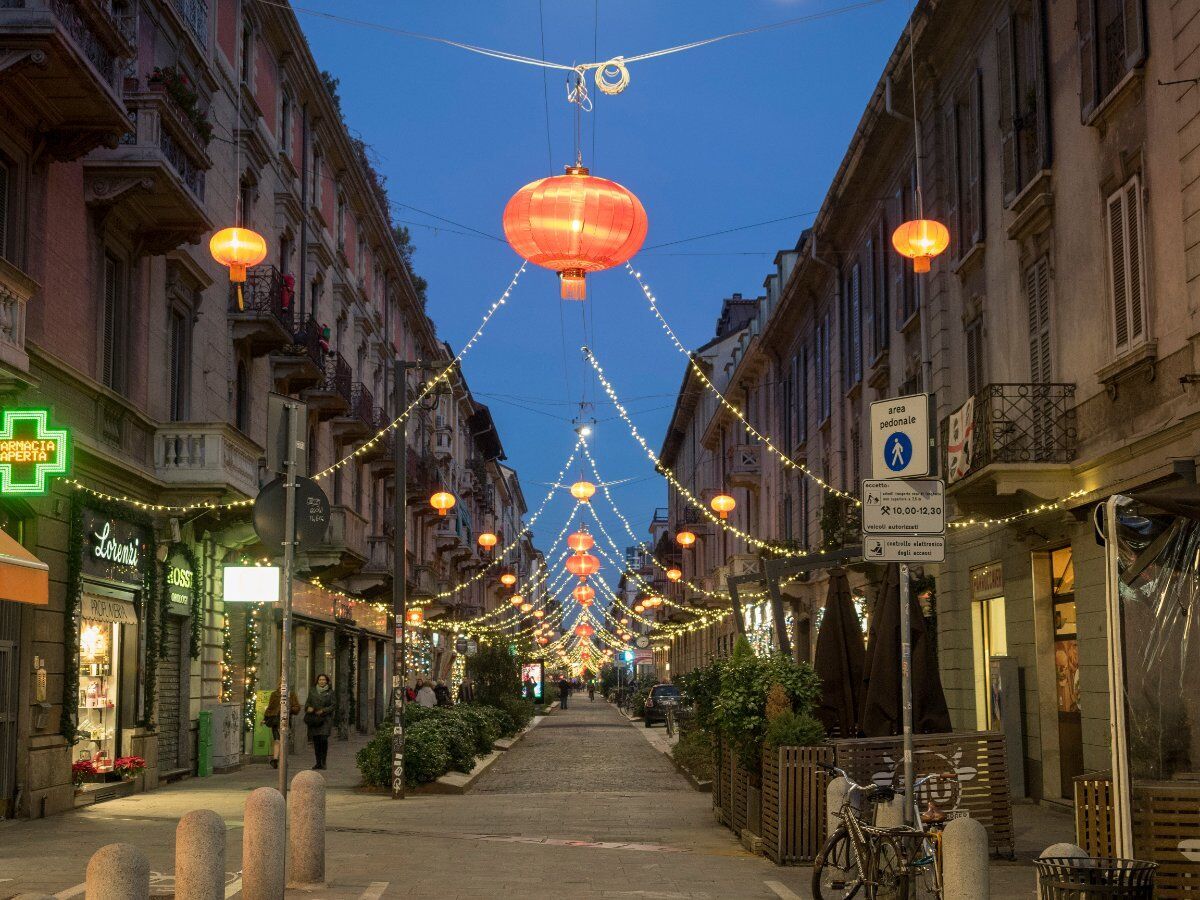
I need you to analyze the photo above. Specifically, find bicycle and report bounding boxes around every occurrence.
[812,763,959,900]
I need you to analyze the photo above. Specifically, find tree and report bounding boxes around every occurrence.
[392,224,429,307]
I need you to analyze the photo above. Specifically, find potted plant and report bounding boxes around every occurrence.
[72,759,95,793]
[113,755,146,783]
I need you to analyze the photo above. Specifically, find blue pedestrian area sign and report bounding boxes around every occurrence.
[870,394,930,479]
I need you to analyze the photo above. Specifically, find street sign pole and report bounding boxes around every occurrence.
[278,399,301,798]
[392,362,409,800]
[899,562,914,826]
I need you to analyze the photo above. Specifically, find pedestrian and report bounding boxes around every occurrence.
[405,679,418,703]
[434,680,452,707]
[458,676,476,704]
[303,673,335,771]
[522,674,535,701]
[263,686,299,769]
[557,676,570,710]
[587,680,595,702]
[416,679,437,708]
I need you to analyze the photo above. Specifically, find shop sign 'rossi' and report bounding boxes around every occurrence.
[0,408,70,495]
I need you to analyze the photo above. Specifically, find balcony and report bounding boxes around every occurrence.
[434,513,471,562]
[939,383,1078,511]
[346,534,391,596]
[271,315,324,394]
[154,422,262,499]
[303,504,368,578]
[84,88,212,254]
[406,452,439,505]
[330,382,374,445]
[163,0,207,49]
[0,255,36,380]
[727,443,761,490]
[359,407,390,463]
[229,265,294,355]
[302,352,351,421]
[0,0,132,160]
[408,563,437,599]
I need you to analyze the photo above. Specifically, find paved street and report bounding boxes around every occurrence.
[0,700,1070,898]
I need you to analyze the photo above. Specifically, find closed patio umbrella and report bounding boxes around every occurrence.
[860,563,951,737]
[814,569,866,738]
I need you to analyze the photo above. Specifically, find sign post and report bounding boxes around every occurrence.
[865,393,942,826]
[276,400,303,798]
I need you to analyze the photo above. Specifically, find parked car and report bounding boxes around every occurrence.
[643,684,683,727]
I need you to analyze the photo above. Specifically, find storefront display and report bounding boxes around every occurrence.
[75,594,136,772]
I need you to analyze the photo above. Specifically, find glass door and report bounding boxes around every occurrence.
[972,596,1007,730]
[77,618,121,773]
[1051,546,1083,797]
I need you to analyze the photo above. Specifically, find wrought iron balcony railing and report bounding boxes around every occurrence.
[346,382,374,428]
[316,352,352,405]
[231,264,293,328]
[939,382,1077,483]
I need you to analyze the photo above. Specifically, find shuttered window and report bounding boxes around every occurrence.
[1079,0,1148,121]
[897,177,918,323]
[951,71,986,255]
[102,254,126,393]
[796,345,808,446]
[843,262,862,389]
[0,160,9,262]
[997,3,1050,204]
[965,316,985,396]
[781,361,793,455]
[1024,256,1053,383]
[815,315,831,423]
[1106,176,1147,353]
[873,219,890,355]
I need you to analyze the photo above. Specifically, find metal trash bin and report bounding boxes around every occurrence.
[1034,857,1156,899]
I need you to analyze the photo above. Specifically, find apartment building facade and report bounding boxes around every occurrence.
[0,0,535,818]
[655,0,1200,805]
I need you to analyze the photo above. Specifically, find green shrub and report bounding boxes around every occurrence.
[672,726,716,782]
[447,704,498,754]
[417,714,477,773]
[355,722,393,787]
[404,719,452,785]
[763,710,826,750]
[675,662,721,731]
[467,642,521,706]
[492,696,534,733]
[471,702,516,738]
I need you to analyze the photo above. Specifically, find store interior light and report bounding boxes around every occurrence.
[223,565,281,604]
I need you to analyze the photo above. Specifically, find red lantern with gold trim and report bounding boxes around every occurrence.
[567,529,595,553]
[565,553,599,581]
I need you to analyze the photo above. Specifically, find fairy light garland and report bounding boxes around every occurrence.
[627,264,860,506]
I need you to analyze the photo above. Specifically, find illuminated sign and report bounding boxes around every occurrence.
[0,409,69,495]
[223,565,281,603]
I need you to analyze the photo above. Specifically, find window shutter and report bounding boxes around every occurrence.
[1124,0,1146,70]
[965,319,984,396]
[0,162,8,261]
[850,262,862,383]
[1107,189,1128,348]
[970,69,986,244]
[863,239,875,357]
[1078,0,1098,120]
[1026,256,1052,383]
[102,256,117,389]
[947,103,962,260]
[997,16,1018,202]
[798,345,808,444]
[1124,179,1145,342]
[1032,0,1051,173]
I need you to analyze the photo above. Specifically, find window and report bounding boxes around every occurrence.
[307,426,318,477]
[842,263,862,389]
[997,2,1050,203]
[1079,0,1147,120]
[795,346,808,446]
[782,493,793,542]
[336,194,346,249]
[168,308,190,421]
[311,277,323,323]
[1024,255,1052,383]
[240,25,254,87]
[0,158,9,262]
[311,146,323,207]
[279,234,292,275]
[800,480,809,547]
[780,360,793,454]
[102,253,128,393]
[1106,176,1147,353]
[897,178,918,324]
[280,90,293,153]
[965,316,985,396]
[871,219,890,356]
[815,315,831,423]
[950,71,986,253]
[239,180,254,231]
[234,361,250,433]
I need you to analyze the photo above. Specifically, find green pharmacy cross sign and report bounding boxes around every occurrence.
[0,409,70,495]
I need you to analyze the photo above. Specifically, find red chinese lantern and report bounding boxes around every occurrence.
[710,493,736,519]
[477,531,498,550]
[565,553,599,580]
[574,624,594,638]
[568,529,595,553]
[573,585,596,605]
[210,227,267,284]
[666,567,682,582]
[569,480,596,502]
[503,165,648,300]
[537,636,549,645]
[509,594,524,606]
[430,491,456,517]
[500,572,517,587]
[533,609,545,619]
[520,602,534,613]
[405,608,424,626]
[676,530,696,548]
[892,219,950,273]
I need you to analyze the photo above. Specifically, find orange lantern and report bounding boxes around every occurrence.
[676,530,697,548]
[620,632,631,640]
[574,624,594,638]
[509,594,524,606]
[567,529,595,553]
[569,480,596,502]
[634,603,645,613]
[537,636,549,645]
[210,227,267,284]
[666,567,682,582]
[500,572,518,587]
[891,219,950,273]
[520,602,534,613]
[565,553,599,580]
[477,531,498,550]
[405,608,424,626]
[430,491,456,516]
[534,609,545,619]
[573,585,596,605]
[503,165,648,300]
[711,493,736,519]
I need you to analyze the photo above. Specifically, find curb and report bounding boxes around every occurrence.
[423,714,549,794]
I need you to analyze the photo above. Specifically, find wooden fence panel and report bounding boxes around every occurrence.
[833,731,1015,855]
[1133,782,1200,897]
[732,753,749,835]
[762,745,836,864]
[1074,772,1116,858]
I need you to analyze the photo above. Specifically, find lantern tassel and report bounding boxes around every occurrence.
[560,271,586,300]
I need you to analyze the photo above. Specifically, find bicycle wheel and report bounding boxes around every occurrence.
[812,826,865,900]
[867,838,907,900]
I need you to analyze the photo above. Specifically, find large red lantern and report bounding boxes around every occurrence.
[573,584,596,605]
[567,529,595,553]
[503,165,648,300]
[574,624,594,638]
[565,553,599,580]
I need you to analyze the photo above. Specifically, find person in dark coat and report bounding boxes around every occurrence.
[304,673,335,770]
[458,677,476,704]
[557,676,570,709]
[264,687,300,769]
[434,680,452,707]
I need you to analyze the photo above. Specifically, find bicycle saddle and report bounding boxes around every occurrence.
[863,784,896,803]
[921,801,947,824]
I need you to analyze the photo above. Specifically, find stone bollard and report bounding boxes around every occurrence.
[942,816,989,900]
[242,787,286,900]
[176,809,226,900]
[875,794,907,828]
[826,778,851,839]
[288,770,326,887]
[85,842,149,900]
[1036,844,1088,900]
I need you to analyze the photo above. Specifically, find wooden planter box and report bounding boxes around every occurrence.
[1075,771,1200,897]
[714,742,761,838]
[832,730,1015,856]
[761,744,836,864]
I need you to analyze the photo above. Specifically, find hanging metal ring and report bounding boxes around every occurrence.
[594,57,630,95]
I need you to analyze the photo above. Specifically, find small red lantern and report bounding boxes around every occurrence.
[569,480,596,502]
[676,530,696,548]
[430,491,456,516]
[568,529,595,553]
[405,608,424,626]
[500,572,517,587]
[509,594,524,606]
[666,567,682,582]
[574,624,594,638]
[892,219,950,273]
[477,531,498,550]
[565,553,599,580]
[573,585,596,605]
[503,165,648,300]
[710,493,736,519]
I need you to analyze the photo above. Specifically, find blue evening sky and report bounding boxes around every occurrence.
[297,0,913,576]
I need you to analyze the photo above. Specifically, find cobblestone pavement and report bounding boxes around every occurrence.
[0,699,1068,898]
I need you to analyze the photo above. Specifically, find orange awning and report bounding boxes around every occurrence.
[0,528,48,606]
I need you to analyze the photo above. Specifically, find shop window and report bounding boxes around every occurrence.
[77,606,128,773]
[970,564,1007,730]
[1050,545,1083,795]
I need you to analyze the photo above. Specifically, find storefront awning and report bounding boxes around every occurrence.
[81,594,137,625]
[0,528,48,606]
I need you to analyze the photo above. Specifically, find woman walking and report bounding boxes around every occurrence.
[304,673,335,771]
[264,687,299,769]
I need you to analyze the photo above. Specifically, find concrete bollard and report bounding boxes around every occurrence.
[242,787,286,900]
[287,770,326,886]
[826,778,851,839]
[876,794,907,828]
[85,842,149,900]
[175,809,226,900]
[942,816,989,900]
[1036,844,1088,900]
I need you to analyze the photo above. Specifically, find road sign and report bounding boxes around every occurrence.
[861,478,945,535]
[863,536,945,563]
[870,393,930,479]
[253,475,331,552]
[266,393,307,476]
